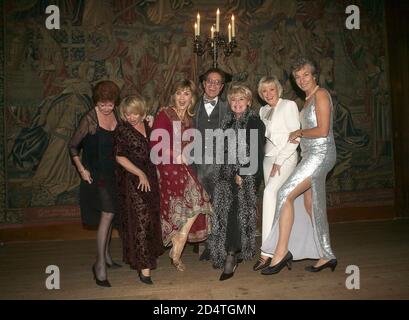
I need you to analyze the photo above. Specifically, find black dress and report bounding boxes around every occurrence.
[69,109,118,226]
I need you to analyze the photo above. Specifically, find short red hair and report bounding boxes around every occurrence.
[92,81,120,105]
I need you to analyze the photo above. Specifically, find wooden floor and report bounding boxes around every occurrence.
[1,219,408,300]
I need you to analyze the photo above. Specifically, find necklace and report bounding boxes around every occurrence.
[173,107,186,120]
[305,85,319,101]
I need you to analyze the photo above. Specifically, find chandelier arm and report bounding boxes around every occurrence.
[193,32,238,67]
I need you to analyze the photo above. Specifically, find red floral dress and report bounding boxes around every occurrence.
[150,107,212,246]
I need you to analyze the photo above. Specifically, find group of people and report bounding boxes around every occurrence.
[69,57,337,287]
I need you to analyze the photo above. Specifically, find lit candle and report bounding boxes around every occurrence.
[216,8,220,32]
[232,15,235,37]
[211,25,214,39]
[197,13,200,36]
[228,24,231,43]
[194,23,198,36]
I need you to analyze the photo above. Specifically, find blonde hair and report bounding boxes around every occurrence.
[227,84,253,107]
[118,95,148,122]
[257,76,283,100]
[169,79,198,117]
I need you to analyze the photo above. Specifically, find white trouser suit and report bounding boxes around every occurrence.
[259,99,300,257]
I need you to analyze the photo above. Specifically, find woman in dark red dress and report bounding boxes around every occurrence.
[114,95,164,285]
[150,79,212,271]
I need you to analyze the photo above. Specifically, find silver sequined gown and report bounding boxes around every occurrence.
[261,91,337,260]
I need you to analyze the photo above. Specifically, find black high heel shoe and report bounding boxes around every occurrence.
[92,265,111,287]
[106,261,122,269]
[261,251,293,275]
[199,246,210,261]
[219,252,238,281]
[138,271,153,285]
[305,259,337,272]
[253,257,272,271]
[219,264,237,281]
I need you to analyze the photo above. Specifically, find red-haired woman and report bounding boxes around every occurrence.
[69,80,121,287]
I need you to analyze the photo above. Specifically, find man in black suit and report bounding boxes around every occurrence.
[192,68,230,260]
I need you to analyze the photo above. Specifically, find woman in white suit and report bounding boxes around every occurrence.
[253,76,301,271]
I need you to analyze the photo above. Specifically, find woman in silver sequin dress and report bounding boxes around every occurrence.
[261,58,337,275]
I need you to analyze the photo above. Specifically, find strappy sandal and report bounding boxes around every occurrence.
[169,232,187,271]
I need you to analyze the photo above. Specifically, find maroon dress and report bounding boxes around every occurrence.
[150,108,212,246]
[114,121,164,271]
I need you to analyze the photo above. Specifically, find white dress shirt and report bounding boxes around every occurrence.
[204,96,218,116]
[259,98,300,165]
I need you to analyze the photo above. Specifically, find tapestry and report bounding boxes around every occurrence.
[1,0,393,224]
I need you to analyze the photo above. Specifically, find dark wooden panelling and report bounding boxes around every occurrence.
[385,1,409,217]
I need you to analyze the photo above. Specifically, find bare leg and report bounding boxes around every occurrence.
[94,211,114,280]
[176,214,199,253]
[304,188,313,220]
[270,178,312,266]
[170,214,199,271]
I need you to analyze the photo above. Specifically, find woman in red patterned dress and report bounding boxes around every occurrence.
[150,79,212,271]
[114,95,164,285]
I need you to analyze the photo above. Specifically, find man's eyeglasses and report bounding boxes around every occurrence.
[205,79,223,86]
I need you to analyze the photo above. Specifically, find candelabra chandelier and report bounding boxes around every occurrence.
[193,9,238,68]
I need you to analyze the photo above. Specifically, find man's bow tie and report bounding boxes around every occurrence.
[204,98,217,106]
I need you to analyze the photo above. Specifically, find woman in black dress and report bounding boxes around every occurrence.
[69,80,121,287]
[114,95,164,285]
